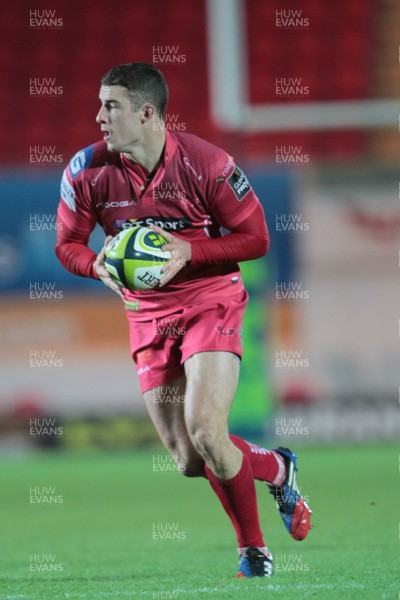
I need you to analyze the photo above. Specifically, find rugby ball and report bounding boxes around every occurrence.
[104,225,170,291]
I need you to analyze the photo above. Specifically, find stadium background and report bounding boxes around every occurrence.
[1,0,398,445]
[0,1,398,598]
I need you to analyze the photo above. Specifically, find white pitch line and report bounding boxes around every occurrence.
[0,581,368,599]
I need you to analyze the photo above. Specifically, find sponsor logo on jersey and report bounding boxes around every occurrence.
[115,217,192,232]
[216,325,236,336]
[60,171,76,212]
[227,166,250,201]
[91,163,109,186]
[183,156,202,181]
[69,145,94,179]
[137,365,151,375]
[222,157,234,178]
[96,199,136,209]
[124,300,140,312]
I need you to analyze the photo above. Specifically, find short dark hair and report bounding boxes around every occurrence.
[101,62,169,118]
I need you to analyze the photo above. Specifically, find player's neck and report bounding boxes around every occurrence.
[123,129,166,174]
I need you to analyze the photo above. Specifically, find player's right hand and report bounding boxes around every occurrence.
[94,236,124,298]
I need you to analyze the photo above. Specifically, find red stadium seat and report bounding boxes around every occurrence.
[0,0,378,164]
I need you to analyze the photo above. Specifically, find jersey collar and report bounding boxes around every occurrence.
[120,129,178,177]
[164,129,178,165]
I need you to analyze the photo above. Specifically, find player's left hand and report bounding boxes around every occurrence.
[150,225,191,287]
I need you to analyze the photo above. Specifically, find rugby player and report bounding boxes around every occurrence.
[55,62,311,577]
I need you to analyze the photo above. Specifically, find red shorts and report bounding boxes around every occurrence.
[127,289,248,393]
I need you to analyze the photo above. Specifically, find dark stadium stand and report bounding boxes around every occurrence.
[0,0,392,164]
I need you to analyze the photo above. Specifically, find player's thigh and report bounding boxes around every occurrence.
[179,293,246,437]
[184,351,240,437]
[144,376,187,447]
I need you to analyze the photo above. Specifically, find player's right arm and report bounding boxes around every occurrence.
[55,157,123,297]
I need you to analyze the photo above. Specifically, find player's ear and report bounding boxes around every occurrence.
[141,104,155,123]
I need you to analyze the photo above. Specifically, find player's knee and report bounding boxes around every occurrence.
[186,422,219,462]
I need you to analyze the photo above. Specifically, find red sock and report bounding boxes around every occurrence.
[205,455,265,548]
[229,435,286,486]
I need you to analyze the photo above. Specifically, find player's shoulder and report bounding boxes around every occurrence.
[65,140,120,181]
[172,132,253,204]
[172,131,234,179]
[173,131,230,162]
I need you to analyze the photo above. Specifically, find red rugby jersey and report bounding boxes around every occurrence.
[56,131,269,318]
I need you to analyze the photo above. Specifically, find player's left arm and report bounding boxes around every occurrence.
[190,200,269,265]
[149,225,192,286]
[193,162,270,264]
[151,163,269,286]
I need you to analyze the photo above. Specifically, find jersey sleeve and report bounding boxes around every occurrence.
[189,153,269,266]
[190,202,269,266]
[207,158,261,230]
[55,156,99,279]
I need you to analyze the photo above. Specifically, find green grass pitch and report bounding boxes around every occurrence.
[0,442,397,599]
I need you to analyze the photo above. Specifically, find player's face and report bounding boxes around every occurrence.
[96,85,142,152]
